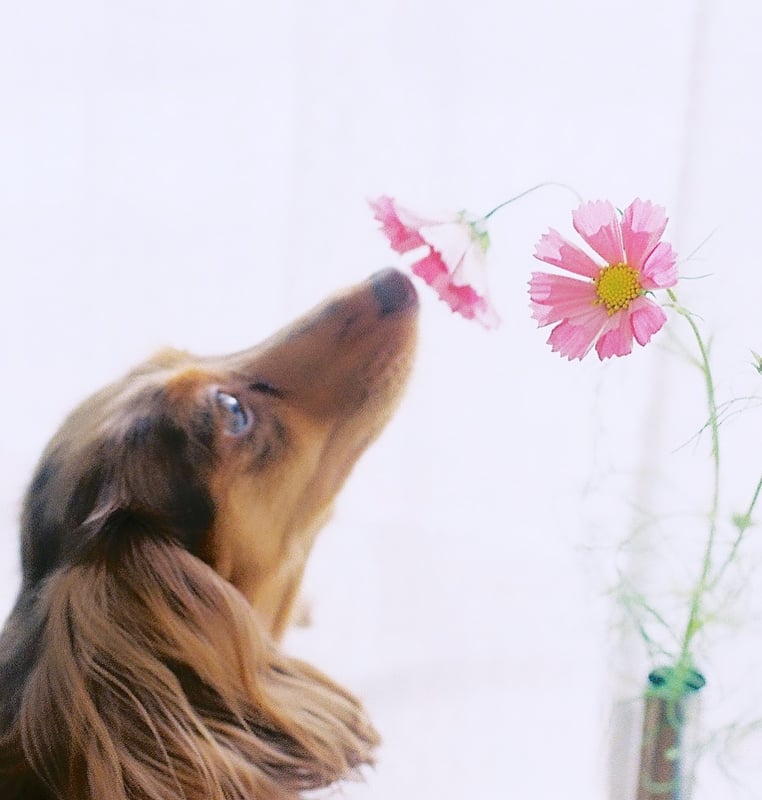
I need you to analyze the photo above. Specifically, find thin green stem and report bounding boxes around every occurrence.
[666,288,721,670]
[482,181,583,220]
[746,474,762,518]
[709,473,762,591]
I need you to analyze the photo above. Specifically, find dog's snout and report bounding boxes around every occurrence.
[369,269,418,315]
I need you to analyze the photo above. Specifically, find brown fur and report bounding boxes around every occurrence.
[0,269,418,800]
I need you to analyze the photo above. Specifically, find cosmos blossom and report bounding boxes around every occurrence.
[529,199,678,360]
[369,195,500,329]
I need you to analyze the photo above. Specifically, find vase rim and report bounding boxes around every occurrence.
[648,665,706,695]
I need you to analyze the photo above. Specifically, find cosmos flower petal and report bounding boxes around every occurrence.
[369,196,428,253]
[572,200,625,265]
[595,311,634,360]
[451,240,491,296]
[529,272,598,326]
[395,203,460,232]
[621,198,668,270]
[629,296,668,345]
[419,222,487,292]
[412,251,500,329]
[534,228,600,278]
[640,241,679,289]
[547,317,608,361]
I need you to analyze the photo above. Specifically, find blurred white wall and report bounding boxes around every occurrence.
[1,1,761,797]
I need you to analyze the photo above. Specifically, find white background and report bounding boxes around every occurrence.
[2,2,762,797]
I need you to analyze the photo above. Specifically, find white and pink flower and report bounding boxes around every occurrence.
[370,195,500,329]
[529,199,678,360]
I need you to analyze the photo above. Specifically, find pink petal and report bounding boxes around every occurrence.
[629,296,667,345]
[572,201,625,265]
[470,297,501,330]
[451,239,490,295]
[621,198,668,271]
[595,311,634,360]
[529,272,598,326]
[369,196,427,253]
[418,221,485,291]
[412,252,500,329]
[639,241,678,289]
[393,201,455,232]
[534,228,600,278]
[547,317,607,361]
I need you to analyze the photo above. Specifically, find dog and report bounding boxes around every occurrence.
[0,268,418,800]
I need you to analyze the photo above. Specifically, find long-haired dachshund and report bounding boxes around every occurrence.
[0,269,418,800]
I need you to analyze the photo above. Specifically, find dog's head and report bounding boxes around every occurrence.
[0,269,417,800]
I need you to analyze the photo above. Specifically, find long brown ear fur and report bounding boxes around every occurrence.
[16,531,378,800]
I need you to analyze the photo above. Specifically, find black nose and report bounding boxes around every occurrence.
[370,269,418,315]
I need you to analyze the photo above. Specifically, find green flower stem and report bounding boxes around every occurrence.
[482,182,583,220]
[666,288,721,672]
[744,474,762,522]
[709,472,762,592]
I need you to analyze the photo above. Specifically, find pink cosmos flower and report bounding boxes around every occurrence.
[370,195,500,329]
[529,199,678,360]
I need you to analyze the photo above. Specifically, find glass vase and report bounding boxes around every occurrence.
[636,666,705,800]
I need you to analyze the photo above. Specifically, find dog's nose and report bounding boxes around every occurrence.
[370,269,418,315]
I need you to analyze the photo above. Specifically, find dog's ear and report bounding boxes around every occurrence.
[76,410,218,562]
[19,408,216,588]
[17,529,379,800]
[11,405,378,800]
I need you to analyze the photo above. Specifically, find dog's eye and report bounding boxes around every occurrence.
[216,391,251,435]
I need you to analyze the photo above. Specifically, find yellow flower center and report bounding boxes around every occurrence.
[594,263,642,315]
